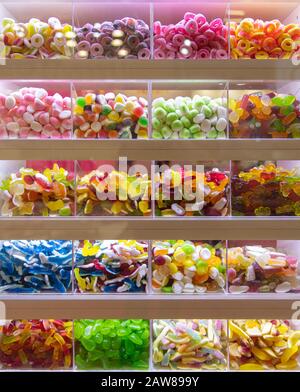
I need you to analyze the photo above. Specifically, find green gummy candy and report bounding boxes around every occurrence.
[217,130,226,139]
[138,116,148,127]
[59,206,71,216]
[179,103,189,115]
[193,98,205,110]
[161,125,172,139]
[292,129,300,138]
[207,129,218,139]
[181,116,191,128]
[202,105,213,118]
[171,119,183,132]
[182,243,195,255]
[165,102,175,112]
[272,95,295,106]
[281,105,294,116]
[192,131,205,139]
[154,107,167,120]
[190,124,201,134]
[188,109,199,120]
[166,112,178,124]
[152,117,161,129]
[152,130,162,139]
[179,128,191,139]
[102,104,112,115]
[162,286,173,293]
[271,118,285,132]
[76,97,86,107]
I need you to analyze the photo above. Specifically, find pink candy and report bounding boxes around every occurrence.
[154,12,228,60]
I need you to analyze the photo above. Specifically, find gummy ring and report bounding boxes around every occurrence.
[90,43,104,57]
[31,33,44,48]
[288,27,300,38]
[245,46,257,57]
[154,37,166,49]
[264,21,277,35]
[138,47,151,59]
[194,13,206,26]
[76,40,90,53]
[154,48,166,59]
[270,47,282,57]
[262,37,276,52]
[86,31,98,44]
[172,33,185,47]
[100,36,113,47]
[240,18,254,33]
[48,17,61,30]
[197,48,210,59]
[127,35,140,49]
[210,18,223,31]
[165,50,176,59]
[255,50,269,59]
[281,38,294,52]
[216,49,228,59]
[179,44,192,58]
[203,29,215,40]
[53,32,66,47]
[195,34,208,48]
[185,19,198,34]
[14,23,28,38]
[237,39,250,51]
[278,33,291,45]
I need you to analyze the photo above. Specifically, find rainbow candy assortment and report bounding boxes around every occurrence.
[74,240,148,293]
[153,319,227,370]
[154,13,228,59]
[0,240,73,293]
[228,245,299,294]
[230,18,300,59]
[0,18,73,59]
[229,92,300,139]
[74,319,150,369]
[152,240,226,293]
[232,162,300,216]
[0,319,73,369]
[0,87,72,139]
[0,163,74,216]
[74,18,151,59]
[229,320,300,370]
[74,91,148,139]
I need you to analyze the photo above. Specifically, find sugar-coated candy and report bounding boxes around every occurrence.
[152,240,226,293]
[0,163,74,216]
[74,92,148,139]
[0,87,72,139]
[0,319,73,369]
[232,162,300,216]
[229,320,300,370]
[75,319,149,369]
[230,18,300,59]
[155,165,229,216]
[154,12,228,60]
[0,240,72,293]
[229,91,300,138]
[228,245,299,294]
[74,240,148,293]
[77,168,151,216]
[0,17,73,59]
[153,319,227,370]
[152,95,227,139]
[75,18,150,59]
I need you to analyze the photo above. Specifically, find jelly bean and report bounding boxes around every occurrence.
[75,319,149,369]
[0,87,72,139]
[229,320,300,370]
[0,320,73,369]
[154,13,228,59]
[152,95,227,139]
[74,240,148,293]
[76,166,151,216]
[0,163,74,216]
[152,240,225,293]
[0,18,73,59]
[0,240,72,293]
[228,245,299,294]
[155,164,229,216]
[229,91,300,139]
[74,91,148,139]
[75,18,150,59]
[232,162,300,216]
[230,18,300,59]
[153,319,227,370]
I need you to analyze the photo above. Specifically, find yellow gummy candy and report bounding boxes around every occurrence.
[168,262,178,274]
[74,268,86,290]
[138,200,149,214]
[115,94,125,104]
[19,202,34,215]
[288,331,300,348]
[111,201,122,215]
[281,345,299,363]
[124,101,135,112]
[107,111,119,121]
[229,321,252,343]
[239,363,265,371]
[174,249,186,263]
[46,200,64,212]
[251,346,272,361]
[82,240,99,257]
[276,359,298,370]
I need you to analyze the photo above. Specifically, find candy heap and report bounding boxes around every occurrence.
[229,92,300,139]
[0,87,72,139]
[0,319,73,369]
[228,245,299,294]
[77,168,151,216]
[75,18,150,59]
[230,18,300,59]
[154,12,228,59]
[0,17,73,59]
[155,166,229,216]
[152,95,227,139]
[74,91,148,139]
[74,240,148,293]
[152,240,225,293]
[0,163,74,216]
[232,162,300,216]
[0,240,72,293]
[75,319,149,369]
[153,319,227,370]
[229,319,300,370]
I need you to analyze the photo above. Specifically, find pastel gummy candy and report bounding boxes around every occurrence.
[230,18,300,59]
[0,240,72,293]
[152,240,226,294]
[232,162,300,216]
[154,12,228,59]
[152,95,227,139]
[153,319,227,370]
[0,319,73,369]
[229,320,300,370]
[77,168,151,216]
[75,319,149,370]
[0,87,72,139]
[155,165,229,216]
[228,245,299,294]
[74,240,148,293]
[0,17,73,59]
[75,18,150,59]
[229,91,300,139]
[0,163,74,217]
[74,91,148,139]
